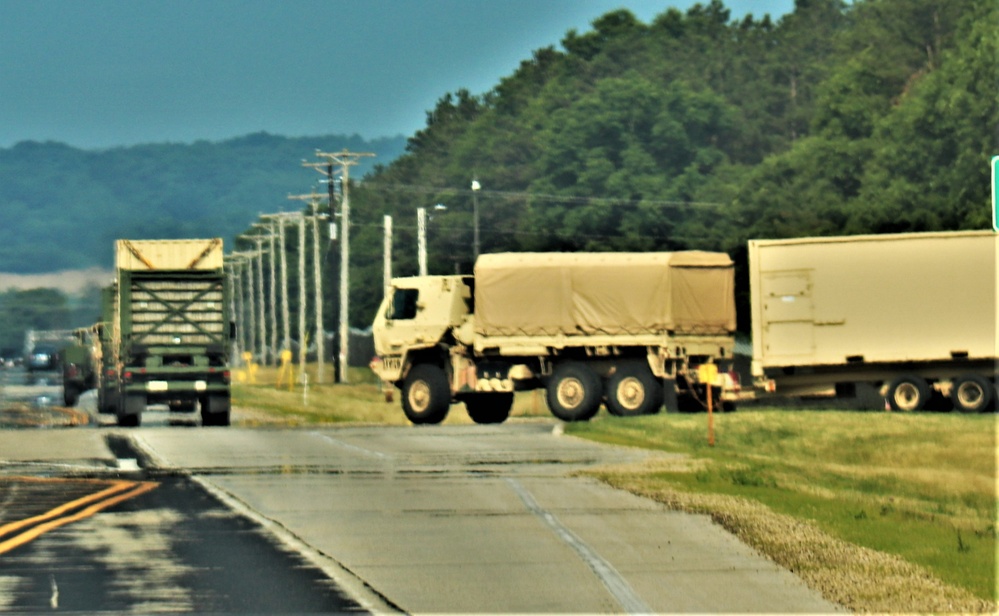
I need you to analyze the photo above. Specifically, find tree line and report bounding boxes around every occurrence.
[328,0,996,332]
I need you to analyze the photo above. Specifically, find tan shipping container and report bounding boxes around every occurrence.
[749,230,998,378]
[115,238,224,271]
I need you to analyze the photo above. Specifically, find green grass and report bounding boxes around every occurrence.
[567,409,998,604]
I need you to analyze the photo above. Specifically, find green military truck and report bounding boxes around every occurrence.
[371,252,740,424]
[61,326,99,406]
[95,238,233,427]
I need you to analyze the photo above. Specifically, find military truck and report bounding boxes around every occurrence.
[96,239,233,426]
[61,326,99,406]
[749,230,998,412]
[371,252,739,424]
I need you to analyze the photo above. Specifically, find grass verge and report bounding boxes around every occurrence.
[568,409,998,613]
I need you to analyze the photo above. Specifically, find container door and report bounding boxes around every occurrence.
[760,270,814,358]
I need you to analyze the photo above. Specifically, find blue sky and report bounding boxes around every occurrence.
[0,0,796,149]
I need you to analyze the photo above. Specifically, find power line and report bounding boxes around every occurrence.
[359,181,728,209]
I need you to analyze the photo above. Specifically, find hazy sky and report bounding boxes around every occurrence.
[1,0,795,149]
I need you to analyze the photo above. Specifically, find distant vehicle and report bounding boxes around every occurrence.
[27,345,59,371]
[371,251,739,425]
[749,230,997,412]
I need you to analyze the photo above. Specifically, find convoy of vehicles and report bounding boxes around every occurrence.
[748,230,997,412]
[61,239,233,427]
[371,251,740,424]
[36,227,994,423]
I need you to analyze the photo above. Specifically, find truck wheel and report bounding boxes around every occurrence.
[605,361,663,417]
[63,385,79,407]
[465,393,514,424]
[547,362,602,422]
[888,375,930,412]
[951,375,995,413]
[402,364,451,425]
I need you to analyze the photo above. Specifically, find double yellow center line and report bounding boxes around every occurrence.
[0,478,159,555]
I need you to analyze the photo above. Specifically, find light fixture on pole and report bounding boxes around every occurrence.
[471,179,481,260]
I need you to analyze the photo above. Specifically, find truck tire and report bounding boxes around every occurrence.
[464,393,514,424]
[402,364,451,425]
[605,361,663,417]
[888,375,930,412]
[951,375,995,413]
[547,362,602,422]
[63,384,79,407]
[202,395,231,426]
[118,394,144,427]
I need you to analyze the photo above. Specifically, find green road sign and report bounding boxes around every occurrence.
[993,156,999,232]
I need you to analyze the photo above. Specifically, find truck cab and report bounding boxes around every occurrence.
[372,275,474,382]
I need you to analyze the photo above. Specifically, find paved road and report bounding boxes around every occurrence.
[0,386,842,613]
[101,425,843,612]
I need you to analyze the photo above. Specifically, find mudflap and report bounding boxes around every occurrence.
[662,378,679,413]
[201,393,231,427]
[118,393,145,427]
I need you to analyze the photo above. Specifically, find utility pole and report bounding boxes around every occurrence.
[309,149,375,384]
[417,207,428,276]
[223,256,242,363]
[239,234,268,364]
[250,225,277,365]
[383,215,392,300]
[261,212,297,365]
[472,178,481,260]
[297,212,307,386]
[266,222,278,366]
[289,191,328,384]
[231,250,260,362]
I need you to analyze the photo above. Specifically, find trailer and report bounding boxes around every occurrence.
[748,230,997,412]
[372,251,739,424]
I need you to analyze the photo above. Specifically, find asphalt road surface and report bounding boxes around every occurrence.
[0,396,842,614]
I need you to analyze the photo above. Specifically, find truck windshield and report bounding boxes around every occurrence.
[390,288,419,320]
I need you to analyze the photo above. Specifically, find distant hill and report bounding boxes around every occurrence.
[0,132,406,273]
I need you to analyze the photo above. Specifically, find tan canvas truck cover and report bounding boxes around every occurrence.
[749,230,998,370]
[116,238,224,271]
[474,252,735,337]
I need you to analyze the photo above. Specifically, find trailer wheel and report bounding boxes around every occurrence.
[888,375,930,412]
[465,393,514,424]
[547,362,602,422]
[605,361,663,417]
[402,364,451,425]
[951,375,995,413]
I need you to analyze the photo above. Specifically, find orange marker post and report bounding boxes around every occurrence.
[698,363,718,447]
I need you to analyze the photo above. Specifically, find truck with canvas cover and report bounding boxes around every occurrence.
[749,230,998,412]
[371,252,739,424]
[96,239,232,426]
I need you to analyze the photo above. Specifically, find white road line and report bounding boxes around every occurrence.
[309,431,392,460]
[506,477,652,615]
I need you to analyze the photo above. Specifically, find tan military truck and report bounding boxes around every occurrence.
[371,252,739,424]
[749,230,998,412]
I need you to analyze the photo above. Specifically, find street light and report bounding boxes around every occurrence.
[471,179,481,260]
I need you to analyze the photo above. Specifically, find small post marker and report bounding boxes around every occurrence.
[698,363,719,446]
